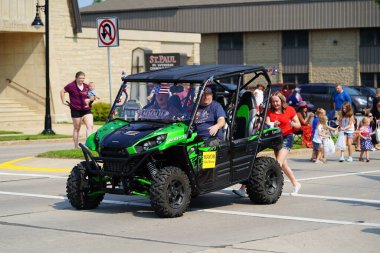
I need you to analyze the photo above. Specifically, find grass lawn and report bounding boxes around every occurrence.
[0,134,71,142]
[0,130,23,135]
[37,148,98,159]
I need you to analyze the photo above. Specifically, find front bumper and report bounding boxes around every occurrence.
[79,143,156,177]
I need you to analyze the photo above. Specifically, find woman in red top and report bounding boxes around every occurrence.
[60,71,94,149]
[266,91,302,195]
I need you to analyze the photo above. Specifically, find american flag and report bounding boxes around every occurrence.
[158,83,171,94]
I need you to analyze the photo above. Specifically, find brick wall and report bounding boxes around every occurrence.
[310,29,359,85]
[0,0,201,122]
[245,32,281,83]
[200,34,217,64]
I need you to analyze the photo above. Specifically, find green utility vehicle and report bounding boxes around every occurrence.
[66,65,284,218]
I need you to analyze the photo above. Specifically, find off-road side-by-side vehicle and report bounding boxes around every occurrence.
[66,65,284,218]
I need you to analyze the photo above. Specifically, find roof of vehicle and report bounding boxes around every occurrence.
[299,83,363,95]
[351,85,376,90]
[125,64,267,83]
[298,83,335,86]
[272,83,297,86]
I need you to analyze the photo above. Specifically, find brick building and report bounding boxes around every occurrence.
[0,0,200,125]
[81,0,380,87]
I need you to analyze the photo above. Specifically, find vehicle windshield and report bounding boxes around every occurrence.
[343,86,361,96]
[110,82,200,122]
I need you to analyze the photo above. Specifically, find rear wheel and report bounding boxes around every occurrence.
[66,162,104,210]
[246,157,283,204]
[150,166,191,218]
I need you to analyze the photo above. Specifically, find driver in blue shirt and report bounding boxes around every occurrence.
[195,86,226,144]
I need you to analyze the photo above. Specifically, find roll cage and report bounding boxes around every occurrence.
[109,64,273,143]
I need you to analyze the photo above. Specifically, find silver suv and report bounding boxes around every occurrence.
[299,83,371,114]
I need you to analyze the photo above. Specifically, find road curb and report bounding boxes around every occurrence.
[1,138,74,145]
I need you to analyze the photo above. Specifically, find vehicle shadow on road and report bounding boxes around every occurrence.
[326,199,380,210]
[362,228,380,235]
[51,190,277,219]
[359,174,380,182]
[190,192,252,209]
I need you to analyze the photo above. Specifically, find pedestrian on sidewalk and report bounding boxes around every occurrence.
[310,108,326,161]
[332,83,352,118]
[313,115,331,163]
[358,116,375,162]
[338,102,355,162]
[60,71,94,149]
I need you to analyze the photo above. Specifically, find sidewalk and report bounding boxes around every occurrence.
[1,123,101,145]
[3,123,100,136]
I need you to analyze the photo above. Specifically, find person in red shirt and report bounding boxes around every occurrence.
[60,71,94,149]
[266,91,302,195]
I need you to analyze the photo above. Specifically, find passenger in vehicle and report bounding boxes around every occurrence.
[194,86,226,146]
[145,85,181,116]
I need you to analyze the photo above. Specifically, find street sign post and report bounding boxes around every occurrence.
[97,17,119,104]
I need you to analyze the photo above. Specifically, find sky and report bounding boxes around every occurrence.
[78,0,94,8]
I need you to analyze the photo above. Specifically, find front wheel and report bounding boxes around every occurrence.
[246,157,283,204]
[66,162,104,210]
[150,166,191,218]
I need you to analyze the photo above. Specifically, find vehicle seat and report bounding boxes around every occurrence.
[234,91,257,139]
[168,95,183,112]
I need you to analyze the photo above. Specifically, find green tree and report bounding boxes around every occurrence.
[93,0,106,4]
[376,0,380,6]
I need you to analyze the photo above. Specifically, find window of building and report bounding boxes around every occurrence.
[361,73,379,87]
[360,29,380,47]
[282,31,309,48]
[283,73,309,84]
[219,33,243,50]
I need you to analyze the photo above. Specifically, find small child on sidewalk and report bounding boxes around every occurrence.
[311,108,326,162]
[85,82,100,108]
[312,115,331,163]
[358,116,375,162]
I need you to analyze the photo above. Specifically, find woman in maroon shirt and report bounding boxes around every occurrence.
[60,71,94,148]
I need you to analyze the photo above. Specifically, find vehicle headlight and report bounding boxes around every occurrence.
[135,134,167,152]
[357,98,367,105]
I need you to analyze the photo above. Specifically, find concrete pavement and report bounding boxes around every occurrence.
[2,122,100,136]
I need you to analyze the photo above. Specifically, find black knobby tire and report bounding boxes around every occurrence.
[66,162,104,210]
[150,166,191,218]
[246,157,284,204]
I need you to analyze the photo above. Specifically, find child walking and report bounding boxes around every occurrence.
[312,115,330,163]
[338,102,355,162]
[358,116,375,162]
[311,108,326,162]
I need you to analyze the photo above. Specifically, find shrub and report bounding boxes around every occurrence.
[92,102,111,122]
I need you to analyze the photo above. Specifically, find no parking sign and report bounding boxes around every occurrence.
[97,17,119,47]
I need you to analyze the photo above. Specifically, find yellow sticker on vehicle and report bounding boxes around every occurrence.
[202,151,216,169]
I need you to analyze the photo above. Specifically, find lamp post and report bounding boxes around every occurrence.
[32,0,55,134]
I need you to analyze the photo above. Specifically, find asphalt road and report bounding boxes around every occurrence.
[0,143,379,253]
[0,141,73,163]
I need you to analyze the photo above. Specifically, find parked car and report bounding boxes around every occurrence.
[298,83,371,115]
[351,86,376,97]
[271,83,297,98]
